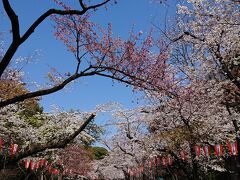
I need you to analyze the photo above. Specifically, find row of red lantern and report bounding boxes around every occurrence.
[192,142,237,158]
[0,138,73,176]
[128,156,173,177]
[175,142,237,162]
[128,155,173,176]
[23,158,73,175]
[128,141,238,176]
[24,159,47,171]
[0,138,18,157]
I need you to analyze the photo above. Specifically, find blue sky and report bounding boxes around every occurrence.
[0,0,176,123]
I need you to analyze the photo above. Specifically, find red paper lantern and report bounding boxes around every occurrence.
[29,160,35,171]
[24,159,30,169]
[0,138,3,152]
[11,143,18,156]
[180,151,186,161]
[214,144,223,156]
[203,145,210,157]
[162,158,167,168]
[227,141,238,156]
[194,145,201,157]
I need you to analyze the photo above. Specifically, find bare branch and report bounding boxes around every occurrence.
[2,0,20,41]
[172,31,205,42]
[79,0,86,9]
[116,143,134,157]
[21,0,111,44]
[0,67,95,107]
[83,0,111,11]
[0,0,111,78]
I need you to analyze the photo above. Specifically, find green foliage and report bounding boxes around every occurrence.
[23,115,45,127]
[91,146,108,160]
[17,101,45,128]
[21,103,43,117]
[17,112,45,128]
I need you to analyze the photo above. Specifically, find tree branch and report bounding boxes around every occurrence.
[6,113,96,165]
[0,0,111,78]
[172,31,204,42]
[116,143,134,157]
[0,69,96,108]
[0,63,157,108]
[21,0,111,44]
[79,0,111,11]
[0,64,150,108]
[2,0,20,41]
[20,9,84,44]
[79,0,86,9]
[0,0,21,78]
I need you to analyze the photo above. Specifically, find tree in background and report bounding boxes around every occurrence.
[123,0,240,179]
[94,0,240,179]
[91,146,108,160]
[59,145,93,177]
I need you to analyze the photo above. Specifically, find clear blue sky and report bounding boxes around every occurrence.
[0,0,176,123]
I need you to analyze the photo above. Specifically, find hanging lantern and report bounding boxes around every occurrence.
[227,141,238,156]
[194,145,201,157]
[162,158,167,168]
[43,159,48,166]
[214,144,223,156]
[180,151,186,161]
[128,168,134,176]
[30,160,35,171]
[203,145,210,157]
[39,159,44,167]
[11,143,18,156]
[35,162,39,170]
[48,164,53,173]
[52,169,60,175]
[39,159,47,167]
[24,159,30,169]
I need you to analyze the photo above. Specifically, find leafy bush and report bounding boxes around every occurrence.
[91,146,108,160]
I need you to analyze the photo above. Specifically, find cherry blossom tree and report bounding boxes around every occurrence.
[174,0,239,87]
[0,100,97,178]
[0,1,170,177]
[89,107,149,179]
[59,145,93,177]
[0,0,170,108]
[172,0,240,174]
[144,80,238,178]
[136,0,240,179]
[89,0,240,178]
